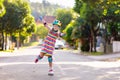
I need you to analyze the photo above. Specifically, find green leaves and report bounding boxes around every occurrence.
[0,0,5,17]
[1,0,36,34]
[73,0,120,52]
[56,9,73,31]
[35,24,48,39]
[73,0,83,14]
[0,0,36,44]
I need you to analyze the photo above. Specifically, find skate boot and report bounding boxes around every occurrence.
[48,69,54,76]
[34,55,42,63]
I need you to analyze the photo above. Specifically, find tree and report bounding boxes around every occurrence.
[73,0,120,53]
[74,0,102,52]
[71,17,91,51]
[0,0,5,17]
[0,0,36,50]
[35,24,48,39]
[99,0,120,52]
[0,0,5,50]
[19,14,36,44]
[63,21,74,46]
[101,0,120,40]
[56,9,73,31]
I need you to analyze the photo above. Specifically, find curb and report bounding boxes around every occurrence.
[71,50,120,61]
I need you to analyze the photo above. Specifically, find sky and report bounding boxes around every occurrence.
[29,0,75,8]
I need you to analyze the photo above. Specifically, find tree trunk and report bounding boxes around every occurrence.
[91,23,99,52]
[90,27,93,52]
[104,27,107,53]
[92,35,96,52]
[17,32,20,49]
[5,33,7,50]
[78,39,82,53]
[1,31,4,50]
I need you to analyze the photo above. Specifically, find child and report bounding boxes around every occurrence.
[35,20,62,75]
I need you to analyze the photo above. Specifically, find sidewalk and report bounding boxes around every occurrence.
[87,52,120,61]
[72,50,120,61]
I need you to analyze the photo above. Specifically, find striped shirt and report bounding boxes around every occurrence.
[41,29,58,55]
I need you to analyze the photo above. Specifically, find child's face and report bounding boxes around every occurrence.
[53,25,59,31]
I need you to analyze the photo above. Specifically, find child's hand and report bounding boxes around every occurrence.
[43,22,47,26]
[59,33,66,37]
[39,16,51,30]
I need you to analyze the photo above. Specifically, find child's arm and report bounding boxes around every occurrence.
[39,16,51,30]
[57,32,65,40]
[43,21,51,30]
[59,32,66,37]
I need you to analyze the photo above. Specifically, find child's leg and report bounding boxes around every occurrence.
[35,52,44,63]
[48,56,54,75]
[48,56,53,69]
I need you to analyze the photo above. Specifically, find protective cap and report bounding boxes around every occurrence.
[52,20,61,27]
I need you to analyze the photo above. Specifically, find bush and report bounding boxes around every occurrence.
[80,39,90,52]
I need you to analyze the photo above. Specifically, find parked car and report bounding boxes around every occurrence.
[39,39,43,45]
[55,39,65,49]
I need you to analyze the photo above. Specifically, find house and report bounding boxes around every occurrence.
[43,16,56,23]
[36,16,56,24]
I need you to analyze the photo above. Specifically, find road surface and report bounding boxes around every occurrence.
[0,46,120,80]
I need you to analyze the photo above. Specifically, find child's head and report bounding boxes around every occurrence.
[52,20,61,31]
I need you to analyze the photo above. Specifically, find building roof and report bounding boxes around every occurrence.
[43,16,56,23]
[36,16,56,24]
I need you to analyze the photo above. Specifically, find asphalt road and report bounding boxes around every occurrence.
[0,46,120,80]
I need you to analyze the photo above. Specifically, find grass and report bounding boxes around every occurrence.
[0,49,14,52]
[0,41,39,52]
[23,41,39,47]
[89,52,104,55]
[81,51,104,56]
[21,41,39,49]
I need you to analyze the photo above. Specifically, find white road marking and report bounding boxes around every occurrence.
[55,62,67,76]
[0,61,120,68]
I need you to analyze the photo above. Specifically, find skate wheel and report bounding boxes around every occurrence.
[48,73,54,76]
